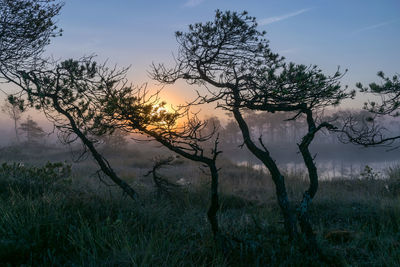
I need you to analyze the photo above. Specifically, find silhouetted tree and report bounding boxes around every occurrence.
[360,72,400,117]
[97,91,223,240]
[152,10,354,247]
[19,116,45,144]
[0,0,62,78]
[8,57,138,200]
[1,97,24,142]
[144,155,182,198]
[339,72,400,146]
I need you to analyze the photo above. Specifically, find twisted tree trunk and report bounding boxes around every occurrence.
[297,109,334,249]
[52,98,139,201]
[233,107,298,239]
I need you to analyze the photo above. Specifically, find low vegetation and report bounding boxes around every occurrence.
[1,157,400,266]
[1,1,400,266]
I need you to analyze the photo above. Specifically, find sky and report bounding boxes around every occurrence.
[1,0,400,130]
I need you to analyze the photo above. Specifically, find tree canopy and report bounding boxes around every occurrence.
[358,72,400,117]
[152,10,355,248]
[152,10,353,113]
[0,0,63,77]
[339,72,400,147]
[11,57,139,200]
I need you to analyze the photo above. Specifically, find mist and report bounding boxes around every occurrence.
[1,1,400,265]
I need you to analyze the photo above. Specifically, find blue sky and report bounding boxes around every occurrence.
[6,0,400,121]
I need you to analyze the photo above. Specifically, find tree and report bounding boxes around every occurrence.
[144,155,182,198]
[360,72,400,117]
[9,57,138,200]
[1,96,24,142]
[19,115,45,144]
[0,0,62,77]
[152,10,354,246]
[339,72,400,146]
[97,90,224,240]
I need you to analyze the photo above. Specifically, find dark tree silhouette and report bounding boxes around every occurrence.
[8,58,139,200]
[10,55,224,239]
[242,63,353,246]
[151,10,354,246]
[97,90,223,239]
[359,72,400,117]
[0,0,62,78]
[339,72,400,146]
[144,155,182,197]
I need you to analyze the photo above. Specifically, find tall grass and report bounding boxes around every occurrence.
[1,161,400,266]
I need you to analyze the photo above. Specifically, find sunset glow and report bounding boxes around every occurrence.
[1,2,400,265]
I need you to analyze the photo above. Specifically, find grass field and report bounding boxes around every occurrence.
[1,146,400,266]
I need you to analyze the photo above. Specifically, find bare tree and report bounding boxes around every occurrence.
[151,10,354,247]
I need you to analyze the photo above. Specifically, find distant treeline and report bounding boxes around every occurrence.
[207,109,400,147]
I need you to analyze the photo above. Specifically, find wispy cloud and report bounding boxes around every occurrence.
[354,19,398,33]
[183,0,205,8]
[259,8,313,26]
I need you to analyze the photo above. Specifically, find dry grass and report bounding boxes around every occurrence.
[1,144,400,266]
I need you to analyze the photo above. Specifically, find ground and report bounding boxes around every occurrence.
[0,144,399,266]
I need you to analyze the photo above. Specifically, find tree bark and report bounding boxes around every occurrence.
[52,98,139,201]
[232,107,298,239]
[298,140,318,246]
[297,109,326,248]
[138,126,222,238]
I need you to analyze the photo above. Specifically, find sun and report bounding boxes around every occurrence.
[152,104,169,116]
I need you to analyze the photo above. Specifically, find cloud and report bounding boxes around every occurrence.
[259,8,312,26]
[183,0,205,8]
[354,19,398,33]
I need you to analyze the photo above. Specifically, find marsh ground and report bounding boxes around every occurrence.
[1,144,400,266]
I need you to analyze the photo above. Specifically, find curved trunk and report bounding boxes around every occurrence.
[52,99,138,201]
[298,141,318,246]
[233,107,297,238]
[297,109,324,248]
[138,126,222,238]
